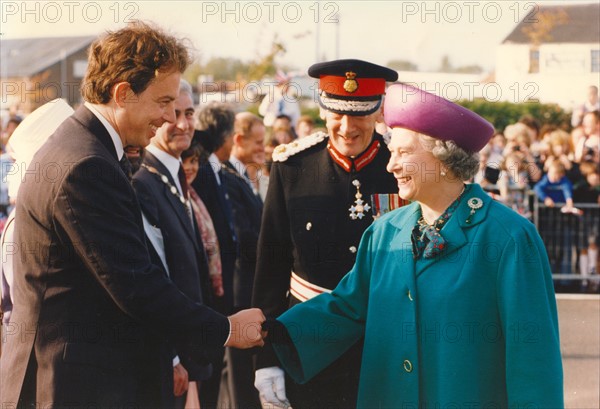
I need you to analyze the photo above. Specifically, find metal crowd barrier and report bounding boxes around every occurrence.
[533,198,600,292]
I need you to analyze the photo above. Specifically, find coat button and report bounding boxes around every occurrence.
[306,222,312,231]
[407,290,413,301]
[403,359,413,373]
[349,246,357,253]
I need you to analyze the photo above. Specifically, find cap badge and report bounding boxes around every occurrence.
[343,71,358,93]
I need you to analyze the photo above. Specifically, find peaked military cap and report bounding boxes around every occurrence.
[309,59,398,116]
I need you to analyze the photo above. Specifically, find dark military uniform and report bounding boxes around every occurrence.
[253,130,397,408]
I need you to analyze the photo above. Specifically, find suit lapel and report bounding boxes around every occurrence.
[214,167,237,236]
[72,106,119,162]
[72,106,142,221]
[224,162,264,209]
[144,152,200,251]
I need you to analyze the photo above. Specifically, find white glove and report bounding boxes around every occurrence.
[254,366,292,409]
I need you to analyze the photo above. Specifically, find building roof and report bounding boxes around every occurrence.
[1,36,95,77]
[502,3,600,44]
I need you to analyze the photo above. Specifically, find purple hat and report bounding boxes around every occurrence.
[384,83,494,152]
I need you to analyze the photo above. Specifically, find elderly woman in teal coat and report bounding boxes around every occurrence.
[269,84,563,408]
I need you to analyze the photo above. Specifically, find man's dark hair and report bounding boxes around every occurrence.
[194,102,235,154]
[81,21,191,104]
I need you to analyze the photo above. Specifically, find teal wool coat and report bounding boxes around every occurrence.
[273,184,563,408]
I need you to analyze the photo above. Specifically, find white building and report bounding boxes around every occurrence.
[496,3,599,109]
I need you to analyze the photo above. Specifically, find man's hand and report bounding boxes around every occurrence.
[173,363,189,397]
[226,308,267,349]
[255,367,291,408]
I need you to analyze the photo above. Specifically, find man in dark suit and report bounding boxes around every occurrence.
[191,102,238,408]
[132,79,213,407]
[225,112,265,312]
[219,112,265,407]
[252,59,399,408]
[0,22,265,408]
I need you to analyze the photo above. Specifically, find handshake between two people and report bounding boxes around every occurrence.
[224,308,269,349]
[224,310,293,408]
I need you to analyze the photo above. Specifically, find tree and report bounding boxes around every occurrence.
[520,8,568,74]
[246,35,286,81]
[521,8,569,46]
[439,55,453,72]
[183,62,203,85]
[387,59,418,72]
[183,35,289,87]
[184,58,252,83]
[454,65,484,74]
[436,55,483,74]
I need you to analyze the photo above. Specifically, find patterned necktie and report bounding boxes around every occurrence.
[177,164,189,199]
[119,155,133,181]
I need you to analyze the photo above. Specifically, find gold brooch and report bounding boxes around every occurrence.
[343,71,358,93]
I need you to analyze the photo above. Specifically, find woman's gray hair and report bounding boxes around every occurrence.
[418,134,480,181]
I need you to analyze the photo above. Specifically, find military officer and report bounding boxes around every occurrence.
[252,59,399,408]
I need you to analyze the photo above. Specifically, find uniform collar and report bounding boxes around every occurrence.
[327,134,381,172]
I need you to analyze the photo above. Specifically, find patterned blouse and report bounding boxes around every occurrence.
[189,186,222,278]
[411,187,465,260]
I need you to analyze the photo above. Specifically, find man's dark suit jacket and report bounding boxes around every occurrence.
[0,106,229,408]
[221,162,263,310]
[132,151,215,403]
[218,162,264,408]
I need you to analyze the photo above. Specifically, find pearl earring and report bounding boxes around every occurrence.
[440,169,447,177]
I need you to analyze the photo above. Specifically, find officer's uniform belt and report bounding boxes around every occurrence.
[289,272,332,302]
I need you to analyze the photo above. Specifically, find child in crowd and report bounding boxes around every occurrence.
[573,161,600,204]
[544,130,575,172]
[534,160,578,213]
[498,151,532,218]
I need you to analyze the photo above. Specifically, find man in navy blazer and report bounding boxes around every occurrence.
[219,112,265,407]
[133,79,215,407]
[191,102,239,408]
[0,22,265,408]
[224,112,265,312]
[192,103,238,316]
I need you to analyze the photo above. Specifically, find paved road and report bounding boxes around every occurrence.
[0,294,597,407]
[558,294,600,409]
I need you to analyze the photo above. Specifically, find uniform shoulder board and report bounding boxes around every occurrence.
[381,131,391,146]
[272,131,328,162]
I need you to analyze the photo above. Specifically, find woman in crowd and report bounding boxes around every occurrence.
[181,143,224,297]
[1,99,73,327]
[498,150,532,218]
